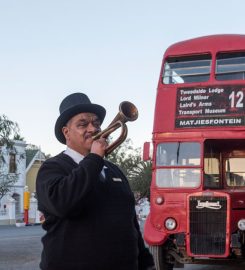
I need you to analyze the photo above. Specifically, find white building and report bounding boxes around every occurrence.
[0,140,27,224]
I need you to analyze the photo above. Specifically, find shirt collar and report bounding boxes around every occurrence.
[64,147,84,164]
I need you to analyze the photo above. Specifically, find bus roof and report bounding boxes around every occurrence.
[165,34,245,57]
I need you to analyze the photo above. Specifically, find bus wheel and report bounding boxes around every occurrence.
[149,245,174,270]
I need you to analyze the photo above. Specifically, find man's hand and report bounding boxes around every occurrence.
[90,138,108,157]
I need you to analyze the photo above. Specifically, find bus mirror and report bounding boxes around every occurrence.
[143,142,151,161]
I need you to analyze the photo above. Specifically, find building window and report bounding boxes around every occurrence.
[9,153,17,173]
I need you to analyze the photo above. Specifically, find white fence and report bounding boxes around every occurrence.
[0,193,41,225]
[0,209,8,216]
[0,196,16,225]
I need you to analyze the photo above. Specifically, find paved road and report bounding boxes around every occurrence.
[0,225,44,270]
[0,224,245,270]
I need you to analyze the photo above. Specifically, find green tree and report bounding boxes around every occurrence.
[107,138,152,201]
[0,115,19,147]
[0,174,19,202]
[0,115,22,204]
[107,138,136,175]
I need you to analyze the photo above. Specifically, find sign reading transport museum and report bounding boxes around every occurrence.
[175,85,245,128]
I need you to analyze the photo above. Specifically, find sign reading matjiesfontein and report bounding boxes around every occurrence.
[175,85,245,128]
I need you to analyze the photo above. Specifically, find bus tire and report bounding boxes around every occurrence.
[149,245,174,270]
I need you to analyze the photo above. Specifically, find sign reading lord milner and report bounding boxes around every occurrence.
[175,85,245,128]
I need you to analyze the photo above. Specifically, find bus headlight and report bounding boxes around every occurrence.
[165,218,177,230]
[155,196,164,205]
[238,219,245,231]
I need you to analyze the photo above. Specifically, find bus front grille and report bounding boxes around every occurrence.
[189,196,227,255]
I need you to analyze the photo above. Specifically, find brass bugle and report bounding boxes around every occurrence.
[92,101,138,155]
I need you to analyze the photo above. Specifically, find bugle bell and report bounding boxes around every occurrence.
[92,101,138,155]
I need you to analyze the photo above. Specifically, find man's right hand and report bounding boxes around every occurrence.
[90,138,108,157]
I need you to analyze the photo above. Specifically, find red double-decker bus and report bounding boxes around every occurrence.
[143,35,245,269]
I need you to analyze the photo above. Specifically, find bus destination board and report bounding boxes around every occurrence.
[175,85,245,128]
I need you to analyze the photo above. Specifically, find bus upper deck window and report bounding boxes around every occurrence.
[162,54,211,84]
[216,52,245,81]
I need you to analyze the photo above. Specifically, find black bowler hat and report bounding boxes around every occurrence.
[55,93,106,144]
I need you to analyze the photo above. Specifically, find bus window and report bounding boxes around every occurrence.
[156,142,201,188]
[216,52,245,81]
[225,158,245,186]
[163,54,211,84]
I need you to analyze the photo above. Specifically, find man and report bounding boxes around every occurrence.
[36,93,155,270]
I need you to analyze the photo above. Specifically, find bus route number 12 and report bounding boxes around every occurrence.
[229,91,244,108]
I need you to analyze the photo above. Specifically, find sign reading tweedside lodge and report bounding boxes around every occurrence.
[175,85,245,128]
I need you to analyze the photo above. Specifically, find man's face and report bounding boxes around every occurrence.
[62,112,101,155]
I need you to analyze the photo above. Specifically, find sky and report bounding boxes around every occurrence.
[1,0,245,156]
